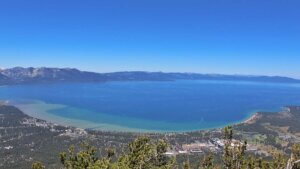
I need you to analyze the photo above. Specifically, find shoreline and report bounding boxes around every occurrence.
[241,106,290,125]
[10,100,209,133]
[1,79,300,133]
[0,99,268,134]
[242,112,261,124]
[0,100,9,106]
[13,101,156,133]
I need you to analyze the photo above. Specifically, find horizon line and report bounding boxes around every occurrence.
[1,66,299,80]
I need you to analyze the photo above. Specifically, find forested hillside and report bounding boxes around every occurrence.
[1,105,300,168]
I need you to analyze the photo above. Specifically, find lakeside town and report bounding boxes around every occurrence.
[1,102,300,168]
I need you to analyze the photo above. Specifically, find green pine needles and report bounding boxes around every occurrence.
[32,126,300,169]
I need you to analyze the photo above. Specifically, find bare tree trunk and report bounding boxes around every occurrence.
[286,158,300,169]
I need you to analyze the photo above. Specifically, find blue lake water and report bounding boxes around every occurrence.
[1,80,300,132]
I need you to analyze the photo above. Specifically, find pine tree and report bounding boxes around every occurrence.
[291,144,300,169]
[223,126,247,169]
[32,162,45,169]
[31,127,300,169]
[183,161,191,169]
[200,153,215,169]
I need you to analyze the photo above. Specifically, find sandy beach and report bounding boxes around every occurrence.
[11,100,169,133]
[243,112,261,124]
[8,100,229,133]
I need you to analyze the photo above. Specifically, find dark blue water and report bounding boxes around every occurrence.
[1,80,300,131]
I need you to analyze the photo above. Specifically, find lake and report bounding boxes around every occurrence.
[1,80,300,132]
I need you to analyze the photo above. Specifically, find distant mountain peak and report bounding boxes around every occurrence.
[0,67,299,85]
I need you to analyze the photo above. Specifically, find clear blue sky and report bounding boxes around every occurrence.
[0,0,299,78]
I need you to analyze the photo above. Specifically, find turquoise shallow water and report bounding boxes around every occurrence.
[1,80,300,132]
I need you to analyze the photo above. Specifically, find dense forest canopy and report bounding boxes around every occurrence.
[32,127,300,169]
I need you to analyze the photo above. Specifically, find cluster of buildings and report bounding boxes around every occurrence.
[22,118,51,128]
[22,117,88,138]
[59,128,87,138]
[166,138,259,156]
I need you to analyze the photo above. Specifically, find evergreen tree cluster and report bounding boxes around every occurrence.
[32,126,300,169]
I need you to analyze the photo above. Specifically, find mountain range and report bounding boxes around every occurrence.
[0,67,299,85]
